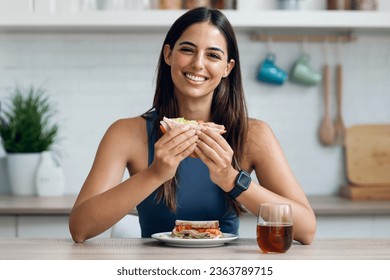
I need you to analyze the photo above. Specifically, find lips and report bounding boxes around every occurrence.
[185,73,208,82]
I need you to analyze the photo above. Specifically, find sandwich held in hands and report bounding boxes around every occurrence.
[160,117,226,158]
[171,220,222,239]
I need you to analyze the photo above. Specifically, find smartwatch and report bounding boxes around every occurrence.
[227,170,251,199]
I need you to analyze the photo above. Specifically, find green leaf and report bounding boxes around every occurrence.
[0,85,59,153]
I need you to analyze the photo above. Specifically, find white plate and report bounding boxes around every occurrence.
[151,232,238,248]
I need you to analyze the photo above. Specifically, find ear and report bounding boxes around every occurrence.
[163,44,172,66]
[222,59,235,78]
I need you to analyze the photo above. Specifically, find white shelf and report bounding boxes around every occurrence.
[0,10,390,33]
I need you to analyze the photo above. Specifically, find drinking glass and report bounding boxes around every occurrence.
[257,203,293,253]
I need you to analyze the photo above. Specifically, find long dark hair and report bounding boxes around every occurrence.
[143,7,248,215]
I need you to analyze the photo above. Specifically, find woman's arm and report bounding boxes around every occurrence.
[195,120,316,245]
[69,118,198,242]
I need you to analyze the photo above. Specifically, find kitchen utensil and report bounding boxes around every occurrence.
[334,64,346,145]
[257,53,288,85]
[319,64,335,146]
[345,124,390,185]
[290,53,322,86]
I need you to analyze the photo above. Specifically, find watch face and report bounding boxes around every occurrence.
[238,171,251,190]
[228,170,252,199]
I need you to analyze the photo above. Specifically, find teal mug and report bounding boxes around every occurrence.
[290,54,322,86]
[257,53,288,85]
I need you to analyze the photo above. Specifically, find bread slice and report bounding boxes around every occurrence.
[172,220,222,239]
[160,117,226,134]
[174,220,220,229]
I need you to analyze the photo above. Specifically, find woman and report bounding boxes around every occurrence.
[69,7,316,244]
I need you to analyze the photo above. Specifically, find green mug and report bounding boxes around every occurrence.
[290,54,322,86]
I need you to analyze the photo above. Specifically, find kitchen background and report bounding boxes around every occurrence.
[0,0,389,199]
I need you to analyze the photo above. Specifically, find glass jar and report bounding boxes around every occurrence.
[327,0,351,10]
[278,0,300,10]
[351,0,378,10]
[159,0,181,9]
[183,0,211,9]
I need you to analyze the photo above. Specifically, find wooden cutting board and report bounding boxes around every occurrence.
[340,185,390,200]
[345,124,390,185]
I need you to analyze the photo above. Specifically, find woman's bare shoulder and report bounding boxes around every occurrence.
[99,116,148,152]
[248,118,274,138]
[108,116,145,130]
[245,118,279,158]
[105,116,146,138]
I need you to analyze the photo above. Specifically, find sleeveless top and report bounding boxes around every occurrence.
[136,111,239,237]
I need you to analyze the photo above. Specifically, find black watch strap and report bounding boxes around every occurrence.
[227,170,251,199]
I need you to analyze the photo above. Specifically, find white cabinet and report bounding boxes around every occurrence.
[0,196,111,238]
[0,215,111,238]
[17,216,73,238]
[0,216,15,237]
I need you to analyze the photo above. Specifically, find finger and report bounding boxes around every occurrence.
[196,139,221,164]
[159,125,191,145]
[197,128,227,155]
[170,133,198,157]
[179,142,197,160]
[194,145,212,164]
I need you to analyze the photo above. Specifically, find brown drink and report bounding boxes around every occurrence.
[257,203,293,253]
[256,223,293,253]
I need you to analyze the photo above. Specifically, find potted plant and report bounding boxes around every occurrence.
[0,85,60,196]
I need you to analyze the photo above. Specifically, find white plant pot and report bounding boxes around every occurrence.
[6,153,41,196]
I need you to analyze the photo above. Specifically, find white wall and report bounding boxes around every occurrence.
[1,0,390,197]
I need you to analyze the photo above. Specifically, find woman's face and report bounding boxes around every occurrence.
[163,22,235,102]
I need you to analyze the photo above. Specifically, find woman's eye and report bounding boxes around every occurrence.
[180,47,194,53]
[208,53,221,60]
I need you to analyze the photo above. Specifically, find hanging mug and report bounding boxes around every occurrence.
[290,54,322,86]
[257,53,288,85]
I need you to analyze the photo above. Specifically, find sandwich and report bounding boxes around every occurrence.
[160,117,226,158]
[171,220,222,239]
[160,117,226,135]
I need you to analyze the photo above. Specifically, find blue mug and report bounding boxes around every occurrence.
[257,53,288,85]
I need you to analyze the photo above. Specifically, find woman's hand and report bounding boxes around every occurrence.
[150,125,198,182]
[195,127,237,191]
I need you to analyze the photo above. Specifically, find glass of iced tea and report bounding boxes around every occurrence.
[257,203,293,253]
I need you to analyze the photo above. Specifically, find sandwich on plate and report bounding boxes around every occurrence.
[171,220,222,239]
[160,117,226,158]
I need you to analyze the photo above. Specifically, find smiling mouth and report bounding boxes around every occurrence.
[185,73,207,82]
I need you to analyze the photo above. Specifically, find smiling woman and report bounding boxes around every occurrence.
[69,7,316,245]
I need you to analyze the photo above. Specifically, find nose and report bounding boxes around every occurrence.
[191,53,204,71]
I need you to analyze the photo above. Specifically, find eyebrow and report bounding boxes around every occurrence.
[179,41,225,55]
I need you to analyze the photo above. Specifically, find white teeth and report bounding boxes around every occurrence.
[185,73,206,82]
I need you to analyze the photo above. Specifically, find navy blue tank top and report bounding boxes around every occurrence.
[136,111,239,237]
